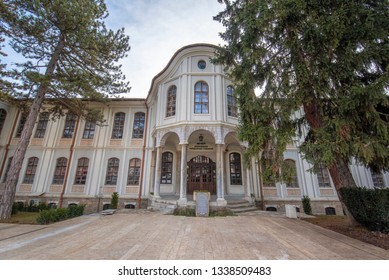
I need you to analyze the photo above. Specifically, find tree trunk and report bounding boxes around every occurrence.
[0,35,65,220]
[303,100,359,226]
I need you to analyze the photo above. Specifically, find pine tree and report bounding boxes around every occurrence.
[0,0,130,219]
[214,0,389,223]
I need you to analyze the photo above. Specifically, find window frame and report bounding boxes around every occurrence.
[166,85,177,117]
[132,112,145,139]
[74,157,89,185]
[0,108,7,136]
[194,81,209,114]
[34,112,50,138]
[23,157,39,184]
[161,152,173,184]
[127,158,141,185]
[229,152,243,185]
[82,120,96,139]
[62,113,77,138]
[105,157,120,185]
[52,157,68,185]
[317,163,331,188]
[111,112,125,139]
[371,170,385,188]
[283,159,299,188]
[15,113,27,138]
[227,85,238,117]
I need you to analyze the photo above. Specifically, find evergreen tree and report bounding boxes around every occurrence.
[0,0,130,219]
[214,0,388,223]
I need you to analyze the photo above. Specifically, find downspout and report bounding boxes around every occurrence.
[0,110,20,179]
[257,155,265,210]
[137,101,149,209]
[58,116,80,208]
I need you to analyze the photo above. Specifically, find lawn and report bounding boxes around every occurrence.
[0,212,40,224]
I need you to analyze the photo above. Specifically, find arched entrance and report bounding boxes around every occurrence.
[187,155,216,195]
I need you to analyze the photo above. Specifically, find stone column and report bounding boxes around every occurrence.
[153,146,162,198]
[178,143,188,205]
[245,161,252,203]
[216,144,227,206]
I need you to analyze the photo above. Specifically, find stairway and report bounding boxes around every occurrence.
[227,200,259,214]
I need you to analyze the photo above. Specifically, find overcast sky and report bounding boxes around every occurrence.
[105,0,225,98]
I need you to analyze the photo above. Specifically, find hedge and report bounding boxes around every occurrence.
[340,187,389,233]
[36,204,85,224]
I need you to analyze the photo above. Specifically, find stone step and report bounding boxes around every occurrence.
[230,206,259,213]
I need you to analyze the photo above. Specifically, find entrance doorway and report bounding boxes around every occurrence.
[187,155,216,195]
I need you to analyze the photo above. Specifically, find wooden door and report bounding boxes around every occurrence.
[187,156,216,195]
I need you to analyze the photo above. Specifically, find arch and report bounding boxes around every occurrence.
[159,131,180,147]
[187,128,216,144]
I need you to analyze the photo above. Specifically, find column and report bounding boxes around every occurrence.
[153,146,162,198]
[216,144,227,206]
[245,161,252,203]
[178,143,188,205]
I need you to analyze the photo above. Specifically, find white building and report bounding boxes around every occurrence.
[0,44,387,214]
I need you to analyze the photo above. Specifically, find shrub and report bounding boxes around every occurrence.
[340,187,389,233]
[111,192,119,209]
[302,195,312,215]
[36,204,85,224]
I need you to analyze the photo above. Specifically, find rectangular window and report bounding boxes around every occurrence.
[132,112,145,139]
[62,113,77,138]
[15,114,27,138]
[23,157,39,184]
[34,112,50,138]
[83,120,96,139]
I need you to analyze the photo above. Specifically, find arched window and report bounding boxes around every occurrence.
[15,113,27,138]
[161,152,173,184]
[317,163,331,188]
[34,112,50,138]
[0,109,7,136]
[127,158,141,185]
[227,86,238,117]
[62,113,77,138]
[166,85,177,117]
[283,159,299,188]
[132,112,145,139]
[229,153,242,185]
[52,157,68,185]
[112,112,125,139]
[371,170,385,188]
[74,157,89,185]
[194,81,209,114]
[23,157,39,184]
[105,158,119,185]
[83,120,96,139]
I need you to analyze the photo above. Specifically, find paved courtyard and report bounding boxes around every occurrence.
[0,210,388,260]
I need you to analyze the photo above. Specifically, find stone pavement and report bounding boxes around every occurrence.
[0,210,388,260]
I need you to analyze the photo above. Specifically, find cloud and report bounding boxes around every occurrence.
[105,0,225,98]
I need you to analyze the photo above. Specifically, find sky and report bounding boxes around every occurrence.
[104,0,225,98]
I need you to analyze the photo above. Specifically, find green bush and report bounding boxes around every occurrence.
[340,187,389,233]
[36,204,85,224]
[302,195,312,215]
[111,192,119,209]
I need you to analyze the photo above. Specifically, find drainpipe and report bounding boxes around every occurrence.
[137,101,149,209]
[257,155,265,210]
[0,110,20,179]
[58,116,80,208]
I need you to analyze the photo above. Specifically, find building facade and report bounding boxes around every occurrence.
[0,44,387,214]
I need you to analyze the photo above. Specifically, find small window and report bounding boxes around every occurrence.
[15,113,27,138]
[161,152,173,184]
[23,157,39,184]
[112,112,125,139]
[52,157,68,185]
[132,112,145,139]
[166,85,176,117]
[229,153,242,185]
[125,203,135,209]
[325,207,336,215]
[62,113,77,138]
[83,120,96,139]
[74,157,89,185]
[198,60,206,70]
[0,108,7,136]
[127,158,141,185]
[34,112,50,138]
[266,206,277,212]
[194,81,209,114]
[68,203,78,208]
[103,203,111,210]
[105,158,119,185]
[227,86,238,117]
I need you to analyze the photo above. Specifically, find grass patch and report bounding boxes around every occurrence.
[0,212,40,224]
